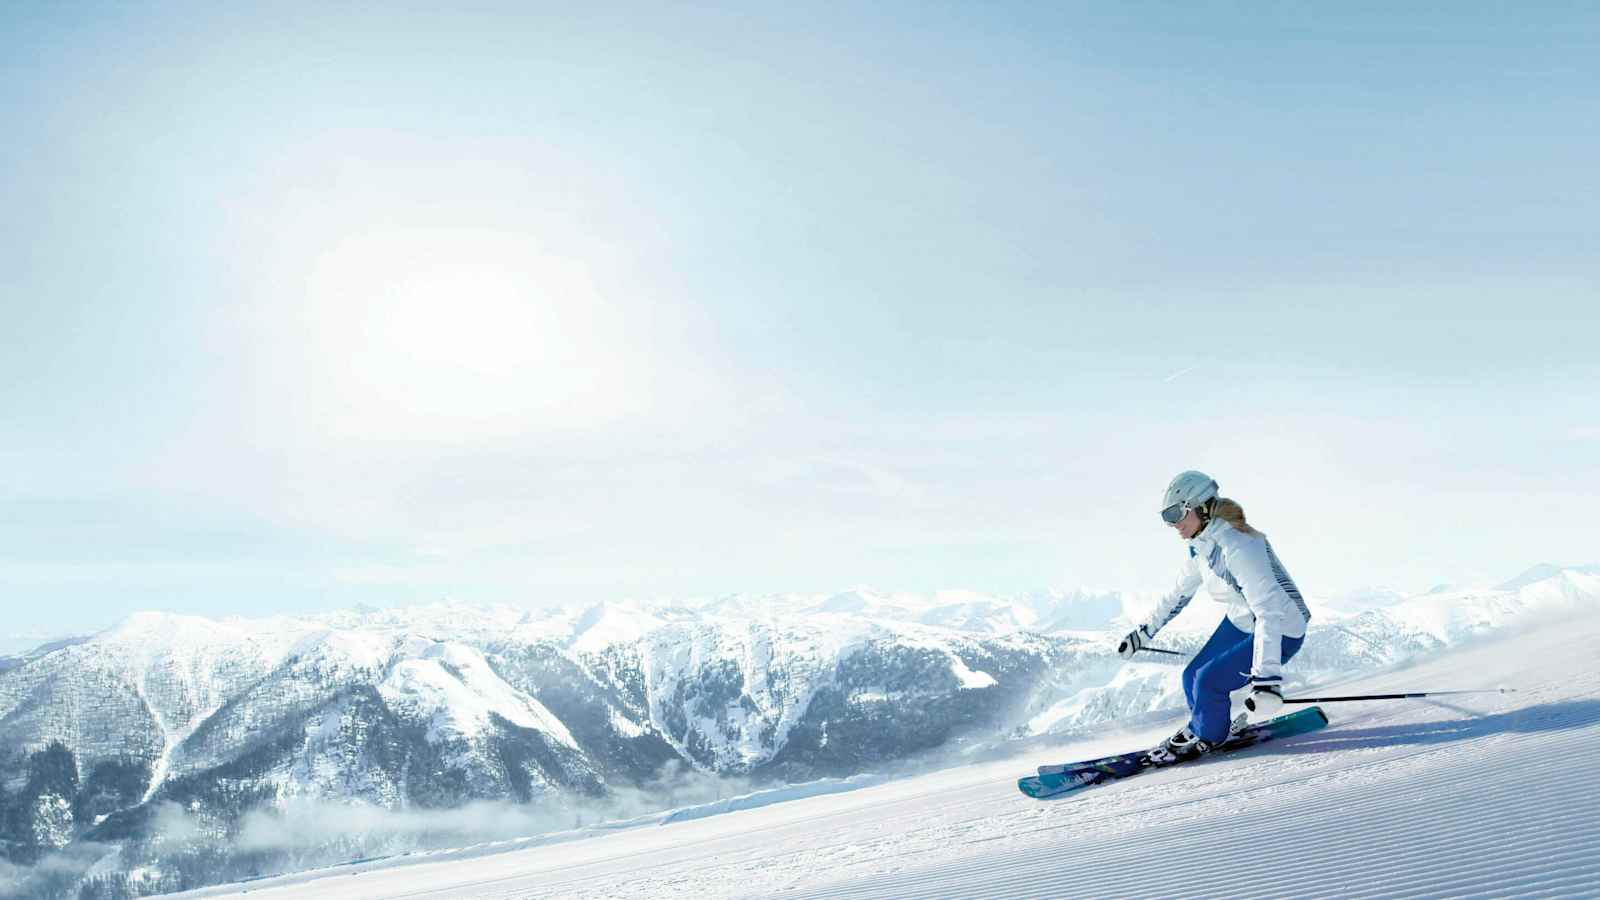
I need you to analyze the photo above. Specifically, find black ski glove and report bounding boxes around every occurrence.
[1245,684,1284,715]
[1116,626,1151,660]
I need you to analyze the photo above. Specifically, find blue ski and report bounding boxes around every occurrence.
[1018,706,1329,800]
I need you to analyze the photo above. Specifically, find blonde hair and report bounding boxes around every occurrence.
[1209,497,1258,535]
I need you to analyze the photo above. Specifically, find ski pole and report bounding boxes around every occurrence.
[1284,688,1516,704]
[1138,646,1184,657]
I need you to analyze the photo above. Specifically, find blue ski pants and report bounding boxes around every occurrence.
[1184,616,1304,743]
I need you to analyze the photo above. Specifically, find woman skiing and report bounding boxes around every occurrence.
[1117,470,1312,766]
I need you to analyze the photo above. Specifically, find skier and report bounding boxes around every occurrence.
[1116,470,1312,766]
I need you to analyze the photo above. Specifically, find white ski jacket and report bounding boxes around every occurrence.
[1140,517,1312,683]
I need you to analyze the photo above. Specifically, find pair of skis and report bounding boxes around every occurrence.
[1017,706,1329,799]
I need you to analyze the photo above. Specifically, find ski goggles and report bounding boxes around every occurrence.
[1159,503,1189,525]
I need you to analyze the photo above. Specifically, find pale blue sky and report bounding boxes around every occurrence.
[3,2,1597,641]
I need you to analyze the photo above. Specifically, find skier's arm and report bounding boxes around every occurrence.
[1141,553,1202,637]
[1230,538,1304,684]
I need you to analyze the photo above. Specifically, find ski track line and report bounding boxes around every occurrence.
[968,724,1503,851]
[549,700,1467,894]
[389,715,1573,900]
[1011,736,1574,890]
[229,697,1583,900]
[787,723,1587,890]
[826,721,1438,859]
[175,623,1597,900]
[299,771,978,900]
[487,732,1560,900]
[778,722,1600,900]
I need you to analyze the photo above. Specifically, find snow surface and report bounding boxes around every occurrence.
[566,602,667,655]
[171,598,1600,899]
[378,641,578,748]
[947,654,996,690]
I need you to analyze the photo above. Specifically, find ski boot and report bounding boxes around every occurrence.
[1141,725,1215,767]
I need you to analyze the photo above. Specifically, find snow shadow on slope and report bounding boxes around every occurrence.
[1281,698,1600,756]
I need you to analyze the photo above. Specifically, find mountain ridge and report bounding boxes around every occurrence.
[2,563,1596,897]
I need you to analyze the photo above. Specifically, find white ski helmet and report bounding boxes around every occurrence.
[1161,470,1218,524]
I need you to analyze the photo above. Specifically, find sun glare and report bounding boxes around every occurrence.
[301,228,637,438]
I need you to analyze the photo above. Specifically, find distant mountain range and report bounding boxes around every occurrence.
[2,564,1595,897]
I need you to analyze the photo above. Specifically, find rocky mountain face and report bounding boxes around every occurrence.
[0,605,1096,893]
[2,565,1594,897]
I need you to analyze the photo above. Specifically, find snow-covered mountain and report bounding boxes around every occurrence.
[169,584,1600,900]
[0,601,1099,895]
[2,563,1595,898]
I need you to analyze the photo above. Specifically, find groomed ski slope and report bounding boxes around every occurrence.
[178,609,1600,899]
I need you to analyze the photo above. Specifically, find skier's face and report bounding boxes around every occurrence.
[1171,508,1202,540]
